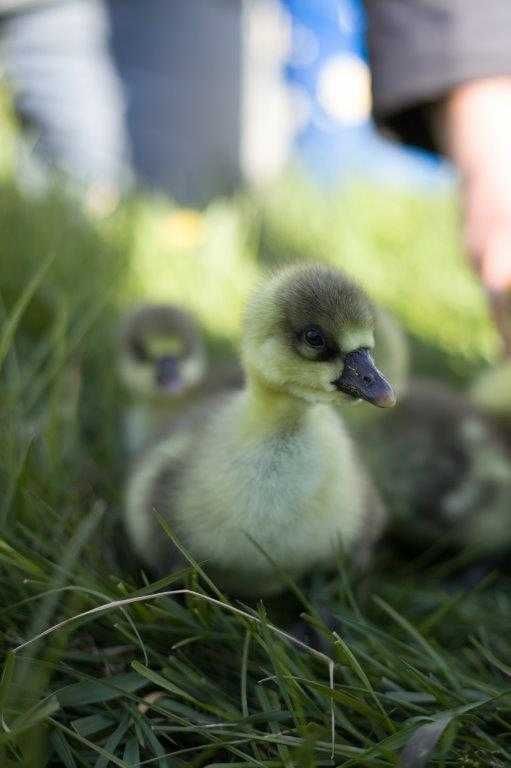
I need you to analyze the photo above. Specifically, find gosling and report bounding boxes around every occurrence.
[118,304,206,454]
[124,265,395,597]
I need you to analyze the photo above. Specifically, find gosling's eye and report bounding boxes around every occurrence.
[304,328,326,349]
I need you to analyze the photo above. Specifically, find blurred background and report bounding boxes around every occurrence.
[107,0,452,200]
[1,0,454,200]
[0,0,498,360]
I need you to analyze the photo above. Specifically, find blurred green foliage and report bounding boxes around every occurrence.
[127,178,499,377]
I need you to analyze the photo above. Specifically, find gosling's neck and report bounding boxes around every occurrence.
[240,368,311,440]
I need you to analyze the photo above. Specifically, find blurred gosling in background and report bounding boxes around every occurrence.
[470,360,511,447]
[118,304,206,455]
[124,264,395,597]
[364,380,511,557]
[373,308,410,400]
[348,306,511,558]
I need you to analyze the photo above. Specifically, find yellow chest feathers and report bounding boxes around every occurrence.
[175,398,369,586]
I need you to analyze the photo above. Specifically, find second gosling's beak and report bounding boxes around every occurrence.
[155,356,185,393]
[332,348,396,408]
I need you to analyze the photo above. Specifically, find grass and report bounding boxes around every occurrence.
[1,175,511,767]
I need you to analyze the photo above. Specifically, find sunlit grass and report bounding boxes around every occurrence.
[0,178,509,767]
[129,178,498,370]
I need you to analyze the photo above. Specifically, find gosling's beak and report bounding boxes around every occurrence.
[155,356,185,393]
[332,348,396,408]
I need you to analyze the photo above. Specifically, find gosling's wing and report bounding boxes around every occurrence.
[124,430,193,576]
[124,384,239,577]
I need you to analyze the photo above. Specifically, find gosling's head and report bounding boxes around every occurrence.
[119,304,206,400]
[243,264,396,407]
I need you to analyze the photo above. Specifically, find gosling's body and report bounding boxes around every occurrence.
[470,360,511,448]
[125,265,394,596]
[344,308,511,555]
[471,360,511,416]
[127,388,382,595]
[364,379,511,555]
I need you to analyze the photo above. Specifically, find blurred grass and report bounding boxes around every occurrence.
[1,172,510,768]
[129,176,499,380]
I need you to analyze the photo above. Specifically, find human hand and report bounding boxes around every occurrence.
[443,78,511,355]
[463,173,511,356]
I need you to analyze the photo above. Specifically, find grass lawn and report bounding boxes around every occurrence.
[1,177,510,768]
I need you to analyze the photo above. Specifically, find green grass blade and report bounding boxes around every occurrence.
[0,250,55,372]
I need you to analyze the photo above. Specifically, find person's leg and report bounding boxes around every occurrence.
[2,0,133,207]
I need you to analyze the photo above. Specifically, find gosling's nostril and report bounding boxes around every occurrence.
[362,375,373,385]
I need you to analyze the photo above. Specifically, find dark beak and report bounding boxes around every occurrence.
[332,348,396,408]
[155,356,184,393]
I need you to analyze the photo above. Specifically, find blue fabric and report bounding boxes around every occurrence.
[280,0,449,187]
